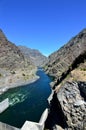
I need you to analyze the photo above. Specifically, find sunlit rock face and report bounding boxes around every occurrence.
[57,82,86,130]
[45,29,86,81]
[0,29,37,93]
[44,29,86,130]
[18,46,48,67]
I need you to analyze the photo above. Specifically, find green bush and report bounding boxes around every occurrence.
[81,68,86,71]
[22,73,25,76]
[10,71,16,74]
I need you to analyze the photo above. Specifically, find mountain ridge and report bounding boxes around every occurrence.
[18,45,48,66]
[45,29,86,81]
[45,28,86,130]
[0,29,37,94]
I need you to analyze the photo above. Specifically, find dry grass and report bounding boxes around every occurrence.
[55,61,86,93]
[70,61,86,82]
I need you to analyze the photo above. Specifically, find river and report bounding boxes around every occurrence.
[0,69,51,128]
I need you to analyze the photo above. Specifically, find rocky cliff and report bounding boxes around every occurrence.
[0,29,32,70]
[18,46,48,67]
[45,29,86,83]
[0,29,37,94]
[45,29,86,130]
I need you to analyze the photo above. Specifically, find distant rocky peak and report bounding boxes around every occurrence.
[0,29,3,32]
[0,29,7,41]
[80,28,86,34]
[18,45,48,67]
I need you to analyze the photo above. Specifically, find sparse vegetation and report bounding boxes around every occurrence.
[22,73,25,76]
[10,71,16,74]
[0,73,2,77]
[80,68,86,71]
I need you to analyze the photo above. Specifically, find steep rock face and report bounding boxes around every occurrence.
[78,82,86,98]
[18,46,48,66]
[45,29,86,82]
[0,29,37,93]
[45,29,86,130]
[0,29,32,70]
[57,81,86,130]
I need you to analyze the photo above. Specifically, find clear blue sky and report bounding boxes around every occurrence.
[0,0,86,56]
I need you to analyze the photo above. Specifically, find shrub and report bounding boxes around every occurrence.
[22,73,25,76]
[10,71,16,74]
[81,68,86,71]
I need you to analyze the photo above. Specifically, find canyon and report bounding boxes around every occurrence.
[45,29,86,130]
[0,29,47,95]
[0,28,86,130]
[18,46,48,67]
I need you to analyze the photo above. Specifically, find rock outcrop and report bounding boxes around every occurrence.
[0,29,33,70]
[0,29,37,94]
[45,29,86,130]
[57,81,86,130]
[18,46,48,67]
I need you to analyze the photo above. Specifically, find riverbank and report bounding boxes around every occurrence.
[0,75,40,95]
[0,69,51,128]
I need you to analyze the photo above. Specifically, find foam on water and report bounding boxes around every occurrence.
[0,69,51,128]
[9,92,29,106]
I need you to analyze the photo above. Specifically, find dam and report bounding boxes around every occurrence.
[0,69,51,129]
[0,98,9,113]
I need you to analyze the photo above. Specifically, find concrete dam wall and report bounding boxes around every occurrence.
[21,108,48,130]
[0,98,9,114]
[0,107,49,130]
[0,94,50,130]
[0,122,20,130]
